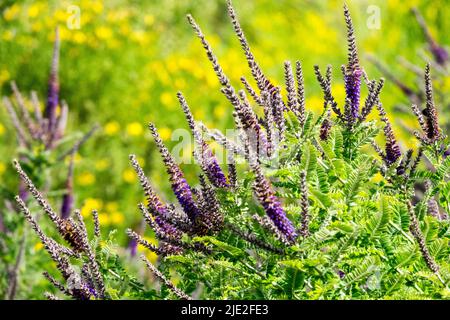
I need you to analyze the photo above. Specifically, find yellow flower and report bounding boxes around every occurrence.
[77,172,95,186]
[111,212,124,225]
[64,153,82,165]
[98,213,110,226]
[144,14,155,26]
[137,157,146,167]
[95,26,113,40]
[0,162,6,175]
[160,92,175,109]
[72,31,87,44]
[90,1,104,14]
[31,21,43,33]
[54,9,68,23]
[3,4,20,21]
[2,30,15,41]
[0,69,10,86]
[95,159,109,171]
[371,172,384,183]
[28,4,41,18]
[213,105,226,118]
[104,121,120,135]
[0,123,5,135]
[305,96,324,112]
[122,168,136,183]
[34,242,44,251]
[105,202,119,212]
[126,122,143,136]
[159,127,172,141]
[81,198,103,217]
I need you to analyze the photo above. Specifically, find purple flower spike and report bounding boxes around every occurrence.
[177,92,228,188]
[149,123,200,221]
[199,141,229,188]
[45,27,60,133]
[431,45,449,66]
[344,68,362,120]
[129,154,183,241]
[343,4,362,122]
[60,154,75,219]
[252,162,297,244]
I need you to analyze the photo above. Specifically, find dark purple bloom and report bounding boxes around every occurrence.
[384,139,402,166]
[177,92,228,188]
[319,111,332,141]
[252,163,297,244]
[19,180,28,202]
[430,44,449,66]
[128,237,138,257]
[44,27,60,133]
[129,155,183,241]
[376,104,401,166]
[344,68,362,120]
[60,155,74,219]
[199,141,228,188]
[343,4,362,122]
[149,123,200,222]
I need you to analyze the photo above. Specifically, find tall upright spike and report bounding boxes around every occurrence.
[45,27,61,133]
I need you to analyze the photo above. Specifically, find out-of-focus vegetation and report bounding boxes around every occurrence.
[0,0,449,299]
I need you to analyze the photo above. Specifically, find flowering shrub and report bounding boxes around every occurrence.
[5,1,450,300]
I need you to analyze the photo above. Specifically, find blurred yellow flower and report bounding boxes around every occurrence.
[137,157,146,167]
[2,30,15,41]
[0,69,10,85]
[34,242,44,251]
[146,251,158,264]
[64,153,82,165]
[139,236,158,262]
[95,159,110,171]
[306,96,324,112]
[213,105,226,118]
[3,4,20,21]
[159,127,172,141]
[72,31,87,44]
[144,14,155,26]
[98,213,110,226]
[0,162,6,175]
[0,123,5,135]
[111,212,124,225]
[81,198,103,217]
[160,92,175,109]
[95,26,113,40]
[77,172,95,186]
[122,168,136,183]
[371,172,384,183]
[126,122,143,136]
[90,1,104,14]
[31,22,43,33]
[105,202,119,212]
[104,121,120,135]
[28,4,41,18]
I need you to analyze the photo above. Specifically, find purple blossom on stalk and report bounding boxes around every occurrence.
[251,161,297,244]
[60,153,75,219]
[198,141,228,188]
[128,238,138,257]
[376,103,402,166]
[412,64,443,145]
[149,123,201,222]
[177,92,228,188]
[129,154,183,241]
[45,27,60,134]
[343,4,362,123]
[412,7,449,66]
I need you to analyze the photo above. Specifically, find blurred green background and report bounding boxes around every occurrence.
[0,0,449,277]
